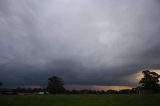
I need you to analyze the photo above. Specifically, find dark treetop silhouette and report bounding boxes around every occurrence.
[139,70,160,90]
[47,76,65,94]
[0,82,2,87]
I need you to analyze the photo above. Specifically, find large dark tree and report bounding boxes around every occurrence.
[47,76,65,94]
[0,82,2,87]
[139,70,160,90]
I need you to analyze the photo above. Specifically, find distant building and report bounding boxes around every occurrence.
[37,92,45,95]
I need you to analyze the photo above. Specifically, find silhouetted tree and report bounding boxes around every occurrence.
[47,76,65,94]
[0,82,2,87]
[139,70,160,90]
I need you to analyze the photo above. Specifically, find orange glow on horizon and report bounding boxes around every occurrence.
[93,85,133,91]
[65,85,133,91]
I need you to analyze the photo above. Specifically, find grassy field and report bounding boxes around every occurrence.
[0,94,160,106]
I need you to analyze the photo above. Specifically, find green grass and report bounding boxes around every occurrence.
[0,94,160,106]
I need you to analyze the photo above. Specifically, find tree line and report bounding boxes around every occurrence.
[0,70,160,94]
[46,70,160,94]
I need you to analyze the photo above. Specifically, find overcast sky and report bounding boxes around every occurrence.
[0,0,160,88]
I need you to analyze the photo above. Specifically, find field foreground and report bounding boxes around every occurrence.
[0,94,160,106]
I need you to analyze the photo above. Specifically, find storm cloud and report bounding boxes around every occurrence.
[0,0,160,87]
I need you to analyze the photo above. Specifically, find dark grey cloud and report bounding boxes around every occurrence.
[0,0,160,87]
